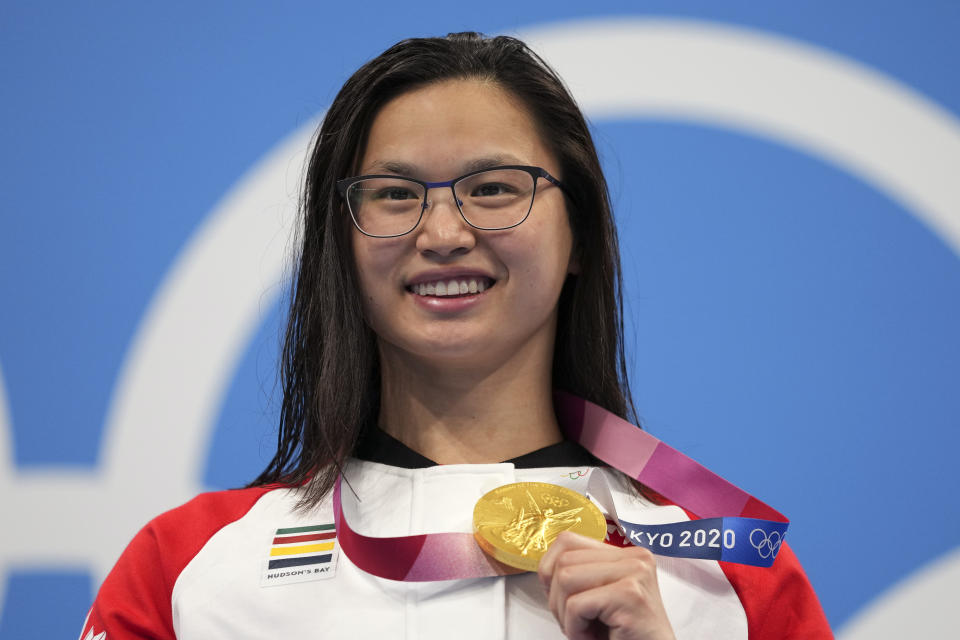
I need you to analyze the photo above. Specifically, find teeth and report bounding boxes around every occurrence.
[410,277,492,297]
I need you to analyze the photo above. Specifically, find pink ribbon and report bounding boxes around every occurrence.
[333,392,787,581]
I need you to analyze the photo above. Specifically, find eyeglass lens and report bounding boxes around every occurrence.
[346,168,536,237]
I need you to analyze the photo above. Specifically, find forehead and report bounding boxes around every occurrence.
[359,79,557,178]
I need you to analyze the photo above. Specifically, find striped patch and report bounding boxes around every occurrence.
[261,523,339,586]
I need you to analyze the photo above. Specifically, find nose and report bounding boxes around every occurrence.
[414,187,476,257]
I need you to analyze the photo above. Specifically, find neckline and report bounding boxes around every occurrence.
[353,426,602,469]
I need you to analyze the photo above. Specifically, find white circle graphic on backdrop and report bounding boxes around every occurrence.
[0,17,958,633]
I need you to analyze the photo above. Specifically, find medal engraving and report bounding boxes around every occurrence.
[473,482,606,571]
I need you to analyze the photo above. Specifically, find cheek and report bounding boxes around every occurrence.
[501,229,573,303]
[351,238,403,315]
[519,218,575,278]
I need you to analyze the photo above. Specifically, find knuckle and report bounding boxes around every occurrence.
[605,607,636,631]
[622,558,649,576]
[553,551,574,571]
[627,547,656,569]
[630,545,655,562]
[556,566,576,585]
[566,591,593,619]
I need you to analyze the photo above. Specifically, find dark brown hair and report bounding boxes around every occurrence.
[252,32,634,506]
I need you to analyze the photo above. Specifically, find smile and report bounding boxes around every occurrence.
[407,277,495,297]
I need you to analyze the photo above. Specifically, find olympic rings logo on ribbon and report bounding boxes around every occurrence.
[749,528,785,559]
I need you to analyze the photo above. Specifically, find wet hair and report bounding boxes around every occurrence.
[252,32,634,505]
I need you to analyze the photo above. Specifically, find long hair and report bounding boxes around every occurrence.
[251,32,635,506]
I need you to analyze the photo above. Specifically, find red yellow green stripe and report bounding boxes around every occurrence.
[276,524,335,535]
[270,542,335,557]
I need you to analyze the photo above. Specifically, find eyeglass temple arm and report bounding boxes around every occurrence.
[537,168,572,198]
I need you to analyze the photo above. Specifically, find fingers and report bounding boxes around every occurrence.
[539,531,614,587]
[547,552,655,624]
[562,580,648,640]
[538,532,675,640]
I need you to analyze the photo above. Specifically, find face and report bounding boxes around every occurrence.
[351,79,576,373]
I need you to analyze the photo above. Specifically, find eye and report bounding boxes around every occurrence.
[375,186,419,201]
[471,182,516,197]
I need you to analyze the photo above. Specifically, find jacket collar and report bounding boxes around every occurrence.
[354,426,601,470]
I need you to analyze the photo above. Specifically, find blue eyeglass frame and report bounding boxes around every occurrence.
[335,164,568,238]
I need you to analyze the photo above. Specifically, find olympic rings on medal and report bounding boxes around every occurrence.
[749,528,784,559]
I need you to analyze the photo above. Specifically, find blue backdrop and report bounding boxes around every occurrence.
[2,2,958,638]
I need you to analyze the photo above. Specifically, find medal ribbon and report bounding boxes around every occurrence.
[333,392,789,581]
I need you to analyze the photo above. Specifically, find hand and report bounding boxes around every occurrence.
[538,531,676,640]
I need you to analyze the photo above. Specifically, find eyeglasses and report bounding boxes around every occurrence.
[336,165,566,238]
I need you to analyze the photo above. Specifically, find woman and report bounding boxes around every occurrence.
[81,33,831,639]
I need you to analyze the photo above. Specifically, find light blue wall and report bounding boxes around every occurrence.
[2,2,958,637]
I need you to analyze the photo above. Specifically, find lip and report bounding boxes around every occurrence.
[404,268,497,314]
[405,268,496,287]
[410,287,489,313]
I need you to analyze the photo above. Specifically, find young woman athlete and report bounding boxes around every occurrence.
[81,32,831,639]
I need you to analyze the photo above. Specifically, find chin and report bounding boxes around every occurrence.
[378,330,498,367]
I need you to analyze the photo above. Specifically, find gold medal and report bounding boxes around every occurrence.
[473,481,606,571]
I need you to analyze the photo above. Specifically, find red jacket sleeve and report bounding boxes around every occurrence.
[719,542,833,639]
[79,487,274,640]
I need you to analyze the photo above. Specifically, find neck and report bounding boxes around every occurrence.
[376,341,563,464]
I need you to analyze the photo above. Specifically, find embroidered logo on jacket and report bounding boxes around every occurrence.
[260,523,339,586]
[82,626,107,640]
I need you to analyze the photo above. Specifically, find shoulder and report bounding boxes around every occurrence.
[80,484,289,640]
[718,541,833,639]
[135,485,288,583]
[147,485,284,550]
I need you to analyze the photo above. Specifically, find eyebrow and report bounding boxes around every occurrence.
[462,155,524,173]
[364,154,526,178]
